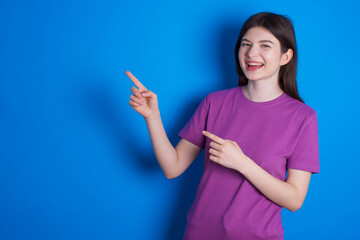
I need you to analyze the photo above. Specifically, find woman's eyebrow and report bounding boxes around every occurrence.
[241,38,275,45]
[259,40,275,45]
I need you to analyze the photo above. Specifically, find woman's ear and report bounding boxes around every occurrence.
[280,49,293,66]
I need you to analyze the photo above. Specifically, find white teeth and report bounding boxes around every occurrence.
[248,63,263,66]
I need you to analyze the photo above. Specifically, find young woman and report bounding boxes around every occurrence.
[127,12,319,240]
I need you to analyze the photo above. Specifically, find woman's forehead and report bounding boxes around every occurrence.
[242,27,279,44]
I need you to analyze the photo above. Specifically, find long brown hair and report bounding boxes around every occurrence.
[235,12,304,103]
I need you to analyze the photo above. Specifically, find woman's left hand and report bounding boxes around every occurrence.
[202,131,248,172]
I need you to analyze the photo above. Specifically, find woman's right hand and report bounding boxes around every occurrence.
[127,71,160,119]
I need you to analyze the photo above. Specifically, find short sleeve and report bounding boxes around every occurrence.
[178,96,209,149]
[287,112,320,173]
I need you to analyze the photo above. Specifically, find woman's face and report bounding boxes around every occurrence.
[238,26,292,83]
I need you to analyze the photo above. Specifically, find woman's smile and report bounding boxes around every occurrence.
[246,61,264,71]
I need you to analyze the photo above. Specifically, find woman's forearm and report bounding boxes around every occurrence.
[144,113,179,178]
[238,157,309,212]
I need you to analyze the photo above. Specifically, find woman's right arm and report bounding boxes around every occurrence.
[127,71,202,179]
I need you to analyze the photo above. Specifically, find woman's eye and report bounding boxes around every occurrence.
[241,43,251,47]
[262,44,270,48]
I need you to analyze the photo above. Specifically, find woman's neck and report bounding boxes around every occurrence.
[242,80,283,102]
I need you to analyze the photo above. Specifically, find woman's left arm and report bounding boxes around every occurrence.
[203,131,312,212]
[239,161,311,212]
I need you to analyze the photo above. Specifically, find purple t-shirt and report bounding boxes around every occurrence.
[179,86,319,240]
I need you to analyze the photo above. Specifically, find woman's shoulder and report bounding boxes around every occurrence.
[283,94,317,119]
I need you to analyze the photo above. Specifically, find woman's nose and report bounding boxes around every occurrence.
[247,46,258,58]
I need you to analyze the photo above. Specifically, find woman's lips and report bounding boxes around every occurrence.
[246,62,264,71]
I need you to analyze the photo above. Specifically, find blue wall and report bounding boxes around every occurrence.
[1,0,359,239]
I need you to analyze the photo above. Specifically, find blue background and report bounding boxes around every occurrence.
[1,0,359,239]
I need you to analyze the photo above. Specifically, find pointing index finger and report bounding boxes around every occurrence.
[126,71,147,91]
[202,131,225,144]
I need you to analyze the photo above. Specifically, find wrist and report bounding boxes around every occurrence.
[144,110,161,122]
[236,155,253,175]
